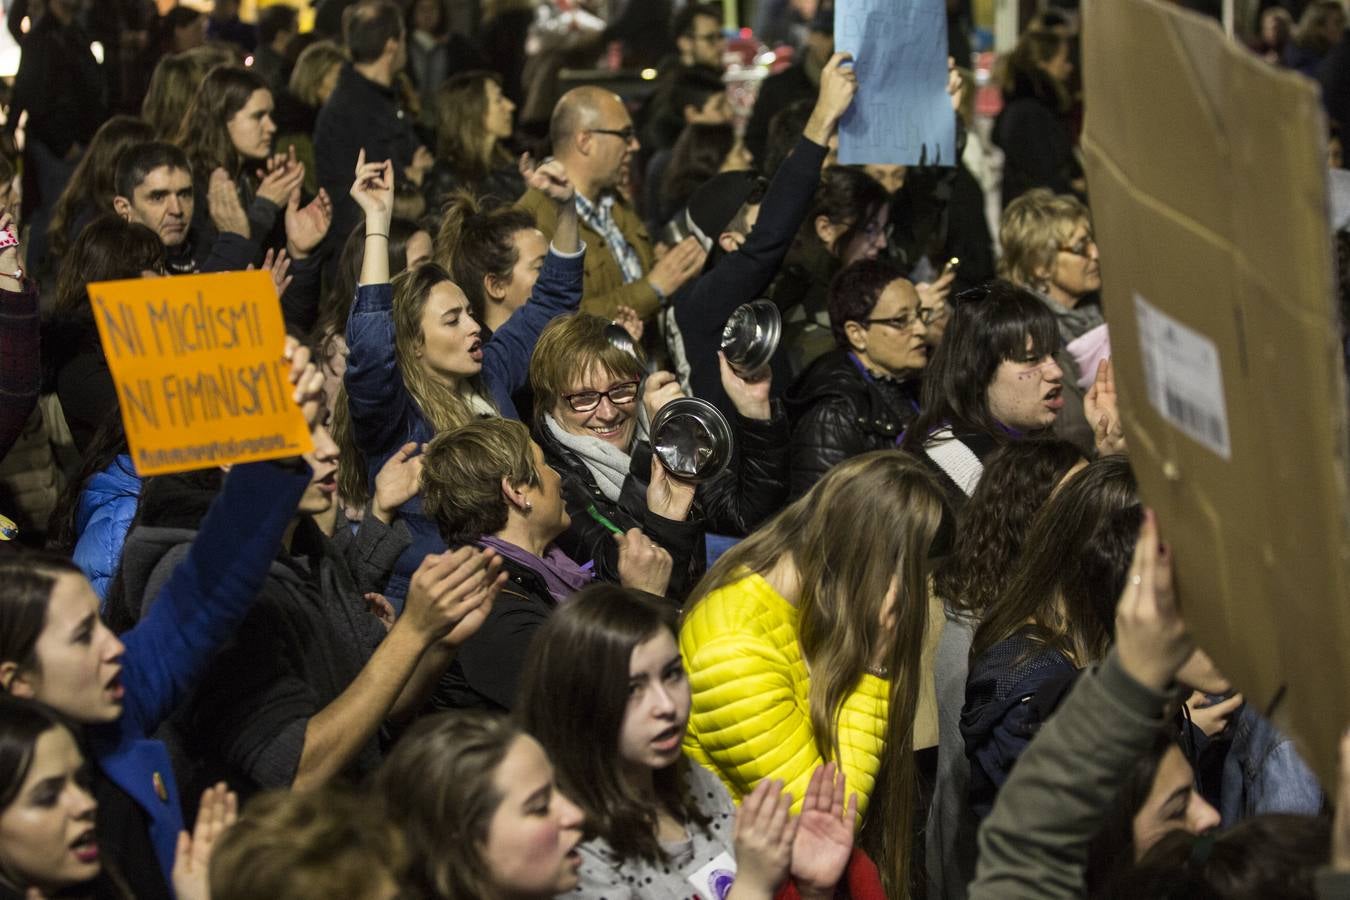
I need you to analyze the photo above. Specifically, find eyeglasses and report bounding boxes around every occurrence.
[862,308,936,331]
[590,126,637,144]
[1058,233,1097,258]
[563,380,640,413]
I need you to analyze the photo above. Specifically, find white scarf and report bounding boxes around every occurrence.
[544,414,631,502]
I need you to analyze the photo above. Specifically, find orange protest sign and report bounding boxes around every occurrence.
[87,270,313,476]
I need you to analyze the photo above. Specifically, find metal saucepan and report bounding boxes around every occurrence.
[719,299,781,377]
[650,397,735,483]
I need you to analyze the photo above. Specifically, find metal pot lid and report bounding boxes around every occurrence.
[720,299,781,375]
[650,397,734,483]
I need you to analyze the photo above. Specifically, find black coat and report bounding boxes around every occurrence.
[993,72,1082,208]
[537,409,791,600]
[785,348,922,499]
[314,64,422,251]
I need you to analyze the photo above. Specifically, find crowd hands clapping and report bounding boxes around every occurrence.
[0,1,1339,899]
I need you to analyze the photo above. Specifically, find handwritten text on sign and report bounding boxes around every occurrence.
[87,270,313,476]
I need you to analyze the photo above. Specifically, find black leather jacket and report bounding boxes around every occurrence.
[786,349,922,499]
[536,406,790,600]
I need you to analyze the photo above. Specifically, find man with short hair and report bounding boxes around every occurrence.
[519,86,706,319]
[314,0,432,250]
[674,2,727,70]
[112,142,257,276]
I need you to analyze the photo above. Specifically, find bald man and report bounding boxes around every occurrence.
[519,86,705,319]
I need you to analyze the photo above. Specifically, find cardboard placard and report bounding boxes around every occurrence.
[1082,0,1350,785]
[87,270,313,476]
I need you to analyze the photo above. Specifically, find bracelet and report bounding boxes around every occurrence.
[365,231,388,239]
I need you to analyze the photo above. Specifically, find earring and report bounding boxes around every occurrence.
[524,500,533,512]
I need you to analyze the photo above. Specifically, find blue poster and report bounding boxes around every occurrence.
[835,0,956,167]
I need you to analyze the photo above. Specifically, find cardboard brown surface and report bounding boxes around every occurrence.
[1081,0,1350,786]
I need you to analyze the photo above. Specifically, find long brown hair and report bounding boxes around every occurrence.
[970,455,1140,667]
[519,585,710,865]
[432,71,513,186]
[374,710,522,900]
[684,451,946,897]
[176,65,269,177]
[49,116,155,261]
[334,263,493,507]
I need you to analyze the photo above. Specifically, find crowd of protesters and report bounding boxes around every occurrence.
[0,0,1348,898]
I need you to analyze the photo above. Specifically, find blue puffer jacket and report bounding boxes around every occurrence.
[73,454,141,603]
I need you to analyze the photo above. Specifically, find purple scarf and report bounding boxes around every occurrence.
[477,535,594,603]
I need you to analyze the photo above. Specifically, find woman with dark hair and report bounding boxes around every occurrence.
[681,451,947,898]
[45,215,166,454]
[176,64,310,263]
[994,29,1084,208]
[925,438,1084,900]
[435,190,544,334]
[419,417,672,711]
[787,258,929,498]
[424,70,524,212]
[772,166,892,373]
[375,709,587,900]
[652,122,752,235]
[968,512,1231,899]
[45,116,155,272]
[0,696,103,897]
[519,584,860,899]
[899,280,1069,505]
[140,45,237,141]
[0,346,322,900]
[1284,0,1346,76]
[962,455,1141,819]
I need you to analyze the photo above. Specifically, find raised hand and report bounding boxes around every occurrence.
[208,168,249,238]
[732,779,797,898]
[282,335,326,430]
[804,52,859,145]
[790,763,858,900]
[171,782,238,900]
[1114,509,1193,692]
[947,55,967,113]
[1085,358,1126,457]
[257,246,294,297]
[350,149,394,231]
[718,351,772,421]
[520,154,575,203]
[612,305,644,343]
[614,527,673,596]
[402,546,505,648]
[373,441,423,524]
[647,236,706,298]
[915,268,956,311]
[285,187,333,259]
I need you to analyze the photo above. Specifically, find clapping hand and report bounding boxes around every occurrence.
[171,783,238,900]
[789,763,858,900]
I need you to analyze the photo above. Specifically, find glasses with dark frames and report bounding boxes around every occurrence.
[590,126,637,143]
[563,380,641,413]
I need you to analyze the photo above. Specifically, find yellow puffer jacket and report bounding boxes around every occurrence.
[679,569,890,817]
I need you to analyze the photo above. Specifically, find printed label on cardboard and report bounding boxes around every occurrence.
[1133,291,1232,460]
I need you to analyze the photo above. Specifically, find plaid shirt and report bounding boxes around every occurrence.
[574,190,646,285]
[0,282,39,460]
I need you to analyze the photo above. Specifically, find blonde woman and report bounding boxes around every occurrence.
[342,149,582,608]
[680,451,947,898]
[424,70,525,211]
